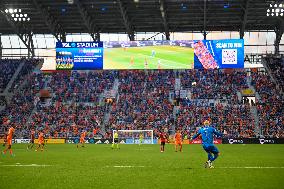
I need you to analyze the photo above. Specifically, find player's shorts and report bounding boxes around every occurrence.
[161,141,165,145]
[203,145,219,154]
[7,139,12,146]
[38,140,44,145]
[175,141,182,145]
[80,138,85,143]
[114,138,118,143]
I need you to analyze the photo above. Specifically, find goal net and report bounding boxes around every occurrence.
[112,130,154,144]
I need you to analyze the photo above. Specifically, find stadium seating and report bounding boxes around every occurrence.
[0,59,21,92]
[251,72,284,138]
[0,62,283,139]
[265,57,284,90]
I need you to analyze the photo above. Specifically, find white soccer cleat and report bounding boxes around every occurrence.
[205,160,211,168]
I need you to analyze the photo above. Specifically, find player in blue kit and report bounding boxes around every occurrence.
[191,120,223,168]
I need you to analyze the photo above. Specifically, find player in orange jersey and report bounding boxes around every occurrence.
[2,125,15,156]
[35,131,45,152]
[77,130,86,148]
[174,130,182,152]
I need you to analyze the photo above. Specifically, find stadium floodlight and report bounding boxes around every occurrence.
[281,13,284,16]
[24,14,27,17]
[18,18,21,21]
[16,14,19,17]
[27,18,30,21]
[22,18,26,21]
[9,9,14,13]
[20,14,23,17]
[11,14,15,17]
[5,9,8,13]
[14,9,17,13]
[14,18,17,21]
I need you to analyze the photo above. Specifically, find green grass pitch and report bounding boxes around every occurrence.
[103,45,194,69]
[0,144,283,189]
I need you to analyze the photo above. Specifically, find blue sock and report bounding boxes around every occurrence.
[211,153,219,162]
[208,153,213,161]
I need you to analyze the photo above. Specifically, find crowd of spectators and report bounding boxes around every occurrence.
[176,101,255,138]
[0,60,283,139]
[107,70,175,137]
[0,59,21,92]
[0,72,45,138]
[180,69,248,102]
[9,59,41,92]
[266,57,284,90]
[47,71,117,103]
[251,72,284,138]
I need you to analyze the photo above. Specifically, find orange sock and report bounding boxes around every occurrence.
[9,149,12,154]
[3,150,7,154]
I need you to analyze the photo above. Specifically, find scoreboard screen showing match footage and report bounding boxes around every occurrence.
[55,39,244,70]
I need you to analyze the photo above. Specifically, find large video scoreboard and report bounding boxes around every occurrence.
[55,39,244,70]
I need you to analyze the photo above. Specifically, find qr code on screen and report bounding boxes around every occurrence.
[222,49,237,64]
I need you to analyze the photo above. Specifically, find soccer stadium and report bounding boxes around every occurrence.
[0,0,283,188]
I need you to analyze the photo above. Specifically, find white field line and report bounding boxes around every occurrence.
[0,164,52,167]
[218,167,284,169]
[105,165,147,168]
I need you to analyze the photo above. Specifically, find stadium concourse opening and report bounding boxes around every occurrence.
[0,0,283,189]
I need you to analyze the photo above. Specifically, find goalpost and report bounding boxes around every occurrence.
[112,130,154,144]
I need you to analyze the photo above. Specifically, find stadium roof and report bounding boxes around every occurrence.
[0,0,283,41]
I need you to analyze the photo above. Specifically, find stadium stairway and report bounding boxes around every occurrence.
[101,78,120,134]
[3,60,25,94]
[246,75,261,101]
[250,105,260,137]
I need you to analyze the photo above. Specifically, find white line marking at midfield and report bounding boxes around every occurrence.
[218,167,284,169]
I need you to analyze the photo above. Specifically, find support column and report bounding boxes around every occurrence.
[203,0,207,40]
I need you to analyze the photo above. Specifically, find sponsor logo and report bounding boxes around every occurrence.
[62,43,71,47]
[96,140,102,144]
[120,140,125,144]
[228,139,243,144]
[259,139,275,144]
[153,41,161,46]
[121,44,130,48]
[104,140,110,144]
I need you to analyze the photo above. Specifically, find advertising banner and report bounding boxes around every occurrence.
[34,139,65,144]
[14,139,31,144]
[125,139,157,144]
[189,138,222,144]
[223,138,284,144]
[194,39,244,69]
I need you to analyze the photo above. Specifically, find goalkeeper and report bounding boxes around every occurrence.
[112,131,119,149]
